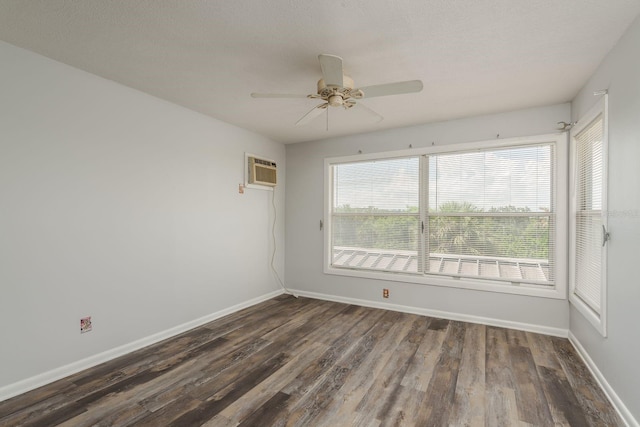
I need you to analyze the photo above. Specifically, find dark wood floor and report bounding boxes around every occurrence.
[0,295,622,426]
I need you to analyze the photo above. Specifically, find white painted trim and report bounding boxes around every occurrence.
[0,289,284,403]
[290,289,568,338]
[568,332,638,427]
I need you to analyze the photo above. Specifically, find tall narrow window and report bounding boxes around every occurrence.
[571,97,608,335]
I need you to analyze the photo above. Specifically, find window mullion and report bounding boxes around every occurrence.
[420,154,429,275]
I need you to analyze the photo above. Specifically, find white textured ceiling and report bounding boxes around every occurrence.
[1,1,639,143]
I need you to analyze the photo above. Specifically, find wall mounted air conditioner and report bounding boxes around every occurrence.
[247,155,277,187]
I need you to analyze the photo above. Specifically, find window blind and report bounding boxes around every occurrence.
[331,157,420,273]
[426,145,554,284]
[574,115,604,313]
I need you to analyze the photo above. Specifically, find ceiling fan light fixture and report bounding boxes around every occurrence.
[328,94,344,107]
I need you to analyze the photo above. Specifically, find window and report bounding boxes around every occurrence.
[325,134,567,298]
[570,96,608,336]
[331,157,420,273]
[426,145,554,284]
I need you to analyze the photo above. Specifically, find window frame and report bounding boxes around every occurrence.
[324,133,568,300]
[569,96,608,336]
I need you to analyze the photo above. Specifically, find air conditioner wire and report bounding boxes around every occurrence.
[271,187,297,298]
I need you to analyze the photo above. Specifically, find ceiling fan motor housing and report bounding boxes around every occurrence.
[317,75,356,107]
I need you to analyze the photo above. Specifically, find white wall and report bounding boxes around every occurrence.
[285,103,571,332]
[570,15,640,424]
[0,41,285,393]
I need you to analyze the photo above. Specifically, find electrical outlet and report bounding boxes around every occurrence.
[80,316,92,333]
[383,289,389,298]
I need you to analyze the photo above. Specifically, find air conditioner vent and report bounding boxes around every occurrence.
[248,156,277,187]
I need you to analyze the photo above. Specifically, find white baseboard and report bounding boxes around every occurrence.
[289,289,568,338]
[0,289,284,403]
[568,332,638,427]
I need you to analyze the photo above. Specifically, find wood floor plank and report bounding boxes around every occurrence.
[354,315,434,424]
[137,336,271,413]
[210,300,354,425]
[298,310,404,427]
[399,318,449,393]
[278,306,385,399]
[204,303,347,425]
[17,400,87,427]
[0,296,623,427]
[414,320,466,426]
[62,328,232,406]
[537,365,590,426]
[202,294,310,335]
[139,300,345,423]
[0,386,78,426]
[57,401,150,427]
[526,331,563,371]
[552,337,623,426]
[485,326,520,427]
[316,312,421,427]
[448,322,486,427]
[135,347,291,426]
[208,342,328,426]
[374,319,450,427]
[61,341,237,426]
[131,397,202,427]
[168,352,291,426]
[235,391,291,427]
[506,332,554,425]
[269,307,388,425]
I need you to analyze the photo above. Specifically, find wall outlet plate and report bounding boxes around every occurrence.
[80,316,92,333]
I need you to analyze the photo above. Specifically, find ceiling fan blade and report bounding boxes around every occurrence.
[355,102,384,123]
[251,93,309,98]
[295,103,328,126]
[318,54,344,87]
[357,80,423,98]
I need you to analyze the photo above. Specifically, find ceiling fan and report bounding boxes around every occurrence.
[251,54,423,127]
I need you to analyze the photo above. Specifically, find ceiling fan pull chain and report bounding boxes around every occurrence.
[326,105,329,131]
